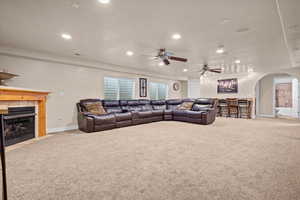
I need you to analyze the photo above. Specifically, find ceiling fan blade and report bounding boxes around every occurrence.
[208,69,222,73]
[169,56,188,62]
[200,70,206,76]
[165,52,174,57]
[210,68,222,71]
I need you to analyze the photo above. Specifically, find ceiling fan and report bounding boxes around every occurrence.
[149,48,188,65]
[198,63,222,76]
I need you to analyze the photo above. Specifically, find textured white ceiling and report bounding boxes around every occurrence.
[278,0,300,67]
[0,0,298,78]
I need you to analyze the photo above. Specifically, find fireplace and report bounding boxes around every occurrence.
[3,106,36,146]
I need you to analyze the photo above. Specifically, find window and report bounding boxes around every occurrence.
[104,77,135,100]
[149,82,168,100]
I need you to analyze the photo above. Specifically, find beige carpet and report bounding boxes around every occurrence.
[2,118,300,200]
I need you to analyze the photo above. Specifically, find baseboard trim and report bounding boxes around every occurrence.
[258,114,275,118]
[47,125,78,133]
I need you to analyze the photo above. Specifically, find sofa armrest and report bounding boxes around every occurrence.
[81,111,95,116]
[78,112,95,133]
[200,109,217,125]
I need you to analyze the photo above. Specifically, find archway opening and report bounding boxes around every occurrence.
[255,73,300,119]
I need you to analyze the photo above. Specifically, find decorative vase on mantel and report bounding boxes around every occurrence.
[0,71,18,86]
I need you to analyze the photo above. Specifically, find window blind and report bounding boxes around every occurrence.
[149,82,168,100]
[104,77,134,100]
[119,78,134,100]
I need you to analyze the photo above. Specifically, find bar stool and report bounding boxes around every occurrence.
[218,99,228,117]
[238,99,250,118]
[226,98,239,118]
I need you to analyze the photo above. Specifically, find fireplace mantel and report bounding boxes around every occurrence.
[0,86,50,137]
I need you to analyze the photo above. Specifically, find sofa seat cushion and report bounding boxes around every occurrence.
[138,110,153,118]
[173,110,187,117]
[151,110,164,116]
[115,112,132,122]
[93,114,116,125]
[185,110,204,118]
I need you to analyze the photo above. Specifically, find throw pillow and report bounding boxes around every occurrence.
[85,102,107,115]
[176,102,194,110]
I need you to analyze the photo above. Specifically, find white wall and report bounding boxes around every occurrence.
[0,54,184,132]
[188,79,200,98]
[198,72,262,99]
[258,75,275,117]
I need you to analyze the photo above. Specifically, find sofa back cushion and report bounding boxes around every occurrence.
[166,99,183,110]
[182,98,195,103]
[139,99,152,111]
[119,100,129,111]
[151,100,166,110]
[192,98,214,111]
[102,100,122,113]
[127,100,142,111]
[195,98,214,105]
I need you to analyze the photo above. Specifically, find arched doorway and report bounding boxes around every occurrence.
[255,73,300,119]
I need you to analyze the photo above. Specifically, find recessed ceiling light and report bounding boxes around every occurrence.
[98,0,110,4]
[126,51,134,56]
[221,18,231,24]
[61,33,72,40]
[172,33,181,40]
[183,69,188,72]
[216,48,224,54]
[158,62,165,66]
[234,59,241,64]
[71,2,80,8]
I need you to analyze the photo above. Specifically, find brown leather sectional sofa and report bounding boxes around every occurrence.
[77,98,217,133]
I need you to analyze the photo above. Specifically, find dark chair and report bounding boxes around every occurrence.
[173,98,217,125]
[226,98,239,118]
[238,99,252,119]
[218,99,228,117]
